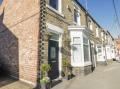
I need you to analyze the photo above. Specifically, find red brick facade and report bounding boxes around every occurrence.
[114,37,120,58]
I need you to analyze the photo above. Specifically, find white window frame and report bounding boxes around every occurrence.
[73,9,81,26]
[47,0,63,16]
[83,36,91,65]
[72,37,81,63]
[96,27,99,37]
[90,21,93,30]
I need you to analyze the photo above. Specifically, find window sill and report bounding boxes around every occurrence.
[73,22,81,26]
[46,4,64,18]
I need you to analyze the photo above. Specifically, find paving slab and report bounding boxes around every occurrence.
[52,62,120,89]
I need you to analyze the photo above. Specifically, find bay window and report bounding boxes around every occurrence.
[83,37,90,62]
[72,37,81,63]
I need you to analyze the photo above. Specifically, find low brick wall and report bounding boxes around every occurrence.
[72,65,92,77]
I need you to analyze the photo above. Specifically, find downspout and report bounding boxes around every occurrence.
[34,0,46,88]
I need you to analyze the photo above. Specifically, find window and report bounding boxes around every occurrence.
[83,37,90,62]
[90,22,93,30]
[74,9,78,23]
[50,47,56,59]
[96,27,99,37]
[74,9,80,25]
[49,0,58,10]
[72,37,81,63]
[88,18,93,30]
[97,45,102,53]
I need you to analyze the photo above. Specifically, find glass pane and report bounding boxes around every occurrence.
[84,45,89,62]
[73,37,81,44]
[74,9,78,22]
[83,37,88,44]
[50,47,56,59]
[49,0,58,10]
[50,33,59,41]
[73,44,81,63]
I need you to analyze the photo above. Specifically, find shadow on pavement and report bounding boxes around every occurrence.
[0,74,17,88]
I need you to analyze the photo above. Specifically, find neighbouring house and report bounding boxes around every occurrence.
[45,0,109,79]
[114,36,120,61]
[96,29,115,65]
[46,0,97,79]
[105,31,115,61]
[0,0,42,86]
[96,29,107,65]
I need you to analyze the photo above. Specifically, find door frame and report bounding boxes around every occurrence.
[47,23,63,79]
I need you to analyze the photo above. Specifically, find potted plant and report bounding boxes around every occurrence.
[40,63,51,89]
[44,32,52,41]
[62,58,72,80]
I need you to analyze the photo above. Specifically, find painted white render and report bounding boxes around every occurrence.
[68,26,92,67]
[106,45,115,60]
[96,44,106,62]
[106,45,112,60]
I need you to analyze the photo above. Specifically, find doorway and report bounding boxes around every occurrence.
[48,34,59,80]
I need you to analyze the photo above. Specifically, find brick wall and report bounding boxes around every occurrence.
[0,0,40,85]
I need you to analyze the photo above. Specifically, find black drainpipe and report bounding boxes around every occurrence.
[34,0,46,89]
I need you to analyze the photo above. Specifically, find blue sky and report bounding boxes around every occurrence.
[79,0,120,38]
[0,0,2,4]
[0,0,119,38]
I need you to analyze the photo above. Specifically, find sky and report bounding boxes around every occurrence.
[79,0,120,38]
[0,0,2,4]
[0,0,119,38]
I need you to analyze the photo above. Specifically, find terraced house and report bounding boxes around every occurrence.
[0,0,115,87]
[45,0,115,80]
[96,29,115,65]
[45,0,107,79]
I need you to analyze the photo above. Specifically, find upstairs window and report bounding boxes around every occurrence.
[96,27,99,37]
[74,9,80,25]
[74,9,78,22]
[88,18,93,30]
[90,21,93,30]
[49,0,58,10]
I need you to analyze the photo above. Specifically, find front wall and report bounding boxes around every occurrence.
[80,9,87,26]
[46,0,75,61]
[0,0,40,84]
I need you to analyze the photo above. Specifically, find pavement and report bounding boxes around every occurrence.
[0,75,33,89]
[0,62,120,89]
[52,62,120,89]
